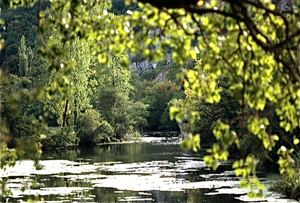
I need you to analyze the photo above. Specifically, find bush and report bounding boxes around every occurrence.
[39,126,78,149]
[93,121,115,143]
[76,109,116,145]
[76,109,102,145]
[123,126,141,141]
[270,172,300,200]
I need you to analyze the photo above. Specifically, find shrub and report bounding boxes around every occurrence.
[76,109,116,145]
[270,172,300,200]
[76,109,102,145]
[123,126,141,141]
[93,121,115,143]
[40,126,78,149]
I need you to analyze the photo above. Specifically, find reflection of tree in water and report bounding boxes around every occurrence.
[94,187,146,203]
[151,189,241,203]
[75,143,145,163]
[17,177,94,203]
[41,148,80,161]
[186,189,242,203]
[151,190,188,202]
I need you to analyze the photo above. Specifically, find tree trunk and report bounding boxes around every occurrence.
[62,99,69,129]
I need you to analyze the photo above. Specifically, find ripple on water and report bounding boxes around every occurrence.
[8,187,93,199]
[118,196,154,202]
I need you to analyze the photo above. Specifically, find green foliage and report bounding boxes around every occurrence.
[180,133,200,152]
[139,60,180,83]
[232,155,266,199]
[39,126,78,149]
[2,0,300,200]
[128,101,149,130]
[277,146,297,176]
[0,143,18,170]
[143,80,183,131]
[123,126,142,141]
[0,1,49,74]
[0,73,45,140]
[93,51,149,139]
[94,120,115,142]
[201,121,239,170]
[108,97,148,140]
[137,0,300,198]
[76,109,117,145]
[240,133,263,159]
[18,36,29,76]
[41,36,94,127]
[160,102,180,131]
[76,109,104,145]
[270,173,300,200]
[140,68,158,81]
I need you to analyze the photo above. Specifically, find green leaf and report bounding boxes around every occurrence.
[98,54,107,63]
[169,106,180,121]
[180,139,192,152]
[240,179,247,189]
[202,17,209,26]
[39,11,45,18]
[273,135,279,141]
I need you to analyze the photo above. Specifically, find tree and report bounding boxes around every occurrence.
[125,0,299,197]
[0,2,49,74]
[1,0,300,199]
[67,37,93,130]
[26,46,33,75]
[142,80,183,131]
[123,0,299,197]
[41,36,93,130]
[94,53,148,140]
[18,36,28,76]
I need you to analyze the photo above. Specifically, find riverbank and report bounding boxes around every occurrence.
[97,134,180,145]
[41,131,180,150]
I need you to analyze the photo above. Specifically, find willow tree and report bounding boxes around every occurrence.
[1,0,300,199]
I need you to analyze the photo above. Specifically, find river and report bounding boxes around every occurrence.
[1,136,298,202]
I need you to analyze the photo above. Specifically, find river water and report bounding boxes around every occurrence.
[1,136,298,202]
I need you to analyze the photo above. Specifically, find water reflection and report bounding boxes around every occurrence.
[2,136,297,203]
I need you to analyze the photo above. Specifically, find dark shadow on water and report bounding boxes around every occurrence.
[92,187,243,203]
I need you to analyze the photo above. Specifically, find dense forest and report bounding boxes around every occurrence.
[0,1,186,148]
[0,0,300,201]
